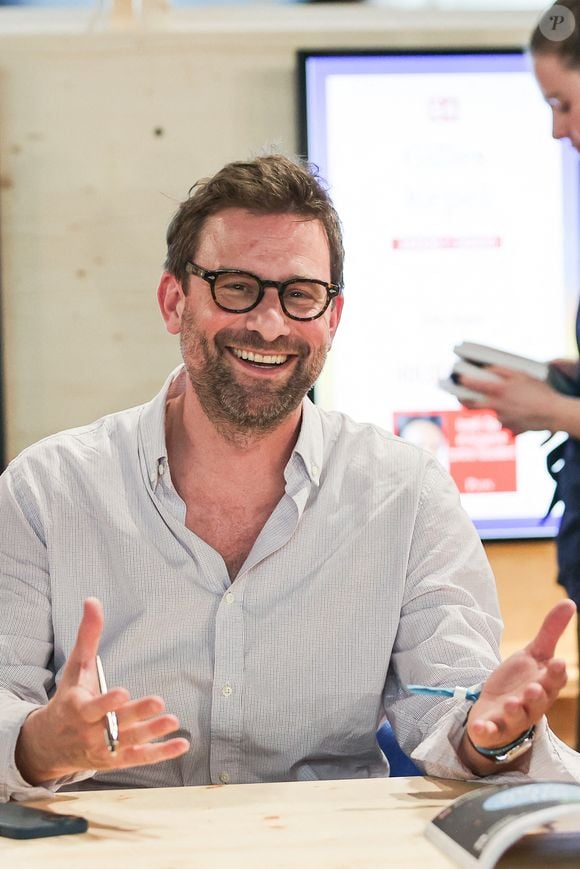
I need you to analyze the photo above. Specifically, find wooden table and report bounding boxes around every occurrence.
[1,775,579,868]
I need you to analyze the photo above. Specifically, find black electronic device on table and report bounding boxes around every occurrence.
[0,802,88,839]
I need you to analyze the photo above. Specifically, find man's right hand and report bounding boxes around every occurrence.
[15,597,190,785]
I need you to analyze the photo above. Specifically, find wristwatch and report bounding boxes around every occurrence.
[467,725,536,764]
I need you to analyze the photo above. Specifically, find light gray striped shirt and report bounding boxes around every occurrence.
[1,366,579,800]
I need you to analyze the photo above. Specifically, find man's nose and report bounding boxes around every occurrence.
[244,287,291,342]
[552,110,569,141]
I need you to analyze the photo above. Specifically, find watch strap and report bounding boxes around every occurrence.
[468,725,536,763]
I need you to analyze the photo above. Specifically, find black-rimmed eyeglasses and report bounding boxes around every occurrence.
[185,261,342,321]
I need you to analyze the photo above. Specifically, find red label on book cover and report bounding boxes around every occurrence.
[393,409,516,494]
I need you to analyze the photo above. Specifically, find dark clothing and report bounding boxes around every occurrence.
[555,438,580,605]
[553,304,580,607]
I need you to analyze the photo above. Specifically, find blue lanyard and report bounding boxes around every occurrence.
[407,684,481,701]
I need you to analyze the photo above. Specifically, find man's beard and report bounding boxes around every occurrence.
[180,308,329,438]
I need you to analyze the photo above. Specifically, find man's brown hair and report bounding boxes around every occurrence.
[164,154,344,289]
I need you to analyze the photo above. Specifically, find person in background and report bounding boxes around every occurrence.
[1,154,579,802]
[459,0,580,748]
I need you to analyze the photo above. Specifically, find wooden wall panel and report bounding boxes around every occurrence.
[0,7,536,457]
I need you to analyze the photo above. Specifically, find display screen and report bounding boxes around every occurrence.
[299,49,580,540]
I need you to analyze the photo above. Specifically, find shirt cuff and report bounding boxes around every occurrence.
[411,702,580,784]
[0,699,95,802]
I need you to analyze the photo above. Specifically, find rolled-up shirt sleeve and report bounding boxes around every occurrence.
[384,459,580,783]
[412,705,580,783]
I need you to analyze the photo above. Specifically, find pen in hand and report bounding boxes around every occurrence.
[95,654,119,754]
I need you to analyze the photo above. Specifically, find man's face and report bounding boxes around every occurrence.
[533,53,580,152]
[175,208,342,435]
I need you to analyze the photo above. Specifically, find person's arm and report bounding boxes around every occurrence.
[548,392,580,440]
[0,461,61,800]
[385,459,580,783]
[459,365,580,438]
[0,461,189,797]
[383,459,503,771]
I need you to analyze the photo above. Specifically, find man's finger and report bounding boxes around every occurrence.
[115,695,167,727]
[111,737,190,770]
[115,713,181,747]
[526,599,576,661]
[460,381,500,400]
[78,687,131,724]
[60,597,104,688]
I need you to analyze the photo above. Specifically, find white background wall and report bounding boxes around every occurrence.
[0,5,538,458]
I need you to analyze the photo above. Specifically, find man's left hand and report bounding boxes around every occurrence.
[461,599,576,774]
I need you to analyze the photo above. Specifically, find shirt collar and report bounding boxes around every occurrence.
[292,394,324,487]
[138,364,183,489]
[138,364,325,490]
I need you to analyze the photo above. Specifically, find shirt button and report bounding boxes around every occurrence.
[225,591,235,604]
[222,684,232,697]
[218,772,231,784]
[311,464,319,477]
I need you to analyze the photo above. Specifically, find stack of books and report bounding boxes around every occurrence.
[439,341,576,401]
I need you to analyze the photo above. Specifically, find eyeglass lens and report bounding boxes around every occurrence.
[213,273,328,319]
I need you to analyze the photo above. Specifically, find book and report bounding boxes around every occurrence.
[453,342,549,380]
[439,341,578,400]
[425,780,580,868]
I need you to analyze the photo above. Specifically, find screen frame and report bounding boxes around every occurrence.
[297,46,529,158]
[297,45,576,543]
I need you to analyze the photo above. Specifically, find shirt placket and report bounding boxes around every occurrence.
[207,467,312,785]
[209,581,246,785]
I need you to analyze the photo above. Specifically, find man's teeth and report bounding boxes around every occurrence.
[232,348,288,365]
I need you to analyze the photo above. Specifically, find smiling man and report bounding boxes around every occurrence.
[167,211,340,442]
[1,154,580,801]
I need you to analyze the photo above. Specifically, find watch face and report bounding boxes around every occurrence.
[493,735,534,764]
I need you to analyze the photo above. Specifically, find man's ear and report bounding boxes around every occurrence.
[327,294,344,347]
[157,272,186,335]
